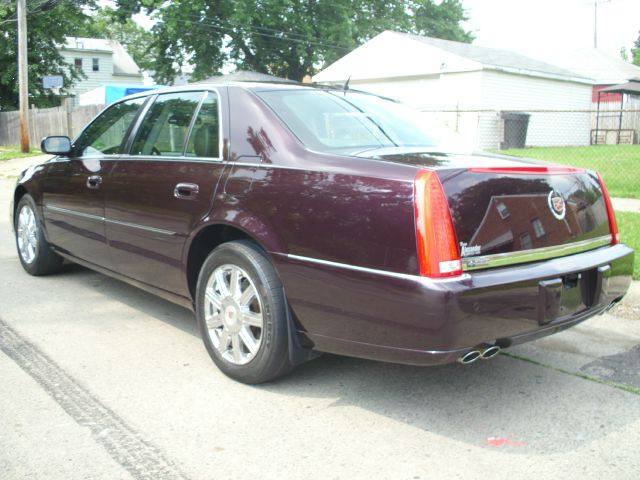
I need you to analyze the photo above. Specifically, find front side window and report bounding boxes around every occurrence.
[130,92,203,156]
[257,89,439,153]
[92,58,99,72]
[185,92,219,158]
[74,58,82,71]
[74,97,145,157]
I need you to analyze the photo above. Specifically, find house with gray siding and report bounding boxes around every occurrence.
[60,37,144,104]
[313,31,594,149]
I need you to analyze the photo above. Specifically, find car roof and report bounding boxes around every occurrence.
[112,81,397,105]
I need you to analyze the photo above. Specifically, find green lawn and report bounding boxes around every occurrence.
[617,211,640,280]
[0,146,42,161]
[500,145,640,199]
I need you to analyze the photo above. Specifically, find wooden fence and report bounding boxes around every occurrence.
[0,104,103,147]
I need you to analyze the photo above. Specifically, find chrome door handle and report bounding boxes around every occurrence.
[174,182,199,199]
[86,175,102,189]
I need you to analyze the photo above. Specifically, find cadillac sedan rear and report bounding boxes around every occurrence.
[15,83,634,383]
[254,87,633,367]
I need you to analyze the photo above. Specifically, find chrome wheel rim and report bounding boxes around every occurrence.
[17,204,38,264]
[204,264,264,365]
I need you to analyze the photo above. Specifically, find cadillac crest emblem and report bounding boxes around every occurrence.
[547,190,566,220]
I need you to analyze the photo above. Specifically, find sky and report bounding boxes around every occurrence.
[463,0,640,61]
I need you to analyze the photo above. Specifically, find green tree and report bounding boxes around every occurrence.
[79,6,155,72]
[414,0,474,42]
[620,46,628,62]
[632,30,640,66]
[0,0,94,111]
[113,0,474,84]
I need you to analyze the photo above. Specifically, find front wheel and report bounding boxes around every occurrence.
[195,240,293,384]
[15,194,63,276]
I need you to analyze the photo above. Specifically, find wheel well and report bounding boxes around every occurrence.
[13,185,28,221]
[186,224,255,300]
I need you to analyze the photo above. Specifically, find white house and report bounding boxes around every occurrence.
[60,37,144,104]
[313,31,594,149]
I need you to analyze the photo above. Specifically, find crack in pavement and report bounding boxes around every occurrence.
[502,351,640,396]
[0,317,191,480]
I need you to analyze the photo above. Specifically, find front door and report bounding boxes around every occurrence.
[104,90,227,297]
[42,97,145,267]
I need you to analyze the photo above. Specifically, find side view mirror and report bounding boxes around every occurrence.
[41,136,72,155]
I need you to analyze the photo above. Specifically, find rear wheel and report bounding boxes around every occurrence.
[15,194,63,276]
[195,240,293,384]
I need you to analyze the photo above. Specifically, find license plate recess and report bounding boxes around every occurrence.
[537,265,610,325]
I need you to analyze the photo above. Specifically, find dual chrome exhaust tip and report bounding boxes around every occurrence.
[458,344,501,365]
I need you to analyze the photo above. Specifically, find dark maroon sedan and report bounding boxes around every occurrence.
[12,83,634,383]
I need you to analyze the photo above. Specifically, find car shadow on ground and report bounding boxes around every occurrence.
[57,262,199,337]
[56,262,640,456]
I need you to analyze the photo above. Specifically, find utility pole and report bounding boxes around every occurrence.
[17,0,30,153]
[591,0,611,49]
[594,1,597,48]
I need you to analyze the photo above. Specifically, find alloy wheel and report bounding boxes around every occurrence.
[203,264,264,365]
[17,204,38,264]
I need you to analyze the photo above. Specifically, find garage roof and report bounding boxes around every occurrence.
[314,31,592,85]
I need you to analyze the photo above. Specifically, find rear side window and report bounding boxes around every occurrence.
[130,92,203,156]
[74,97,144,157]
[257,89,439,153]
[185,92,219,158]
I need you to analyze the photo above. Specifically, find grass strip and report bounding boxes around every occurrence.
[0,146,42,161]
[500,145,640,199]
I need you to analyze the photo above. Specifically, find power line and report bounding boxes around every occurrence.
[0,0,60,25]
[153,12,356,53]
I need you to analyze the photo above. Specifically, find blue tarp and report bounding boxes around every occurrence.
[104,85,165,104]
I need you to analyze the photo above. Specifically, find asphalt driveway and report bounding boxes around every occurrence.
[1,157,639,479]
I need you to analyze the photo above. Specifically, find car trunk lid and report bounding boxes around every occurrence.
[355,149,615,272]
[438,165,612,270]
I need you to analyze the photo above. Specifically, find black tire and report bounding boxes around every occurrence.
[14,194,63,276]
[195,240,293,384]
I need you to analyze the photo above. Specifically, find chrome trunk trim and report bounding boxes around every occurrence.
[461,235,612,271]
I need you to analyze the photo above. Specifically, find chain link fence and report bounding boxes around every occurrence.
[421,108,640,200]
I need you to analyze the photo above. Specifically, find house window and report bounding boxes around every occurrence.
[532,218,545,238]
[496,202,510,219]
[74,58,82,71]
[92,58,99,72]
[520,232,533,250]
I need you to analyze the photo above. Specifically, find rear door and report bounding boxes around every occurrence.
[42,97,145,266]
[104,89,226,297]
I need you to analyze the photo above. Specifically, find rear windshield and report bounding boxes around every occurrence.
[256,89,439,153]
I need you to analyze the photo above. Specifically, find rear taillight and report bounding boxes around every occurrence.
[414,169,462,277]
[596,172,619,245]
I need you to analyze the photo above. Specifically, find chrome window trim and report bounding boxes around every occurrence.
[461,235,612,270]
[117,154,224,164]
[45,205,176,236]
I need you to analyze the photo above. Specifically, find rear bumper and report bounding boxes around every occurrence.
[274,243,634,365]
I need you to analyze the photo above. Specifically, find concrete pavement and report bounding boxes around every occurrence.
[0,157,639,479]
